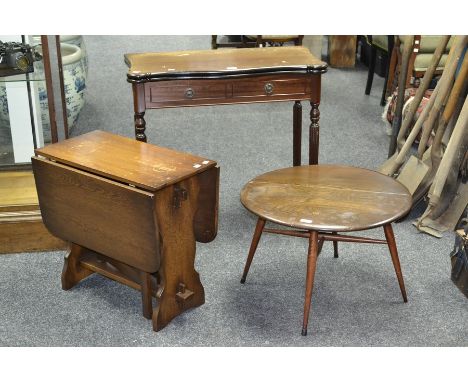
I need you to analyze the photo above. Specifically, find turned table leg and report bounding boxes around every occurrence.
[302,230,319,336]
[293,101,302,166]
[309,101,320,165]
[383,224,408,302]
[132,82,147,142]
[241,217,266,284]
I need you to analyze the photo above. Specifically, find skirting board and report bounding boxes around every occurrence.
[0,217,67,254]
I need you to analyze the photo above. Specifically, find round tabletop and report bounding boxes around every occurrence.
[240,165,412,232]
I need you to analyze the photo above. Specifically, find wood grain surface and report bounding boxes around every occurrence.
[143,73,318,109]
[125,47,327,81]
[0,171,38,207]
[0,218,67,254]
[0,171,67,254]
[329,36,357,68]
[32,157,160,273]
[32,130,219,330]
[241,165,412,232]
[193,166,220,243]
[152,176,205,331]
[35,130,217,192]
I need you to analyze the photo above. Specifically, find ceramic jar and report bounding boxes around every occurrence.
[57,35,88,76]
[0,38,87,144]
[0,85,9,126]
[35,43,86,142]
[32,35,88,77]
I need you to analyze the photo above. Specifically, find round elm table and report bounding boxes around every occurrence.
[240,165,412,335]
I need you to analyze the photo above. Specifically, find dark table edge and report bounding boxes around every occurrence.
[125,66,328,83]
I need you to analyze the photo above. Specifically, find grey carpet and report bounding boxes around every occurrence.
[0,36,466,346]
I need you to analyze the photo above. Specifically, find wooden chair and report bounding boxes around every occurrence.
[211,35,303,49]
[246,35,304,47]
[364,35,395,106]
[385,35,453,98]
[211,35,256,49]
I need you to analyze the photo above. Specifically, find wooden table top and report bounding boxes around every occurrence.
[241,165,412,232]
[35,130,216,192]
[125,47,327,82]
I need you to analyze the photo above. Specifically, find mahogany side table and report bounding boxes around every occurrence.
[125,46,327,165]
[240,165,411,335]
[32,130,219,331]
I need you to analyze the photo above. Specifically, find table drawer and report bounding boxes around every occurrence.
[232,78,308,98]
[146,81,228,103]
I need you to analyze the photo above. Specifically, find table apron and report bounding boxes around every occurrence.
[143,74,321,109]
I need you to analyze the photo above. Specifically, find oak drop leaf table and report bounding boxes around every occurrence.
[125,47,327,165]
[240,165,411,335]
[32,130,219,332]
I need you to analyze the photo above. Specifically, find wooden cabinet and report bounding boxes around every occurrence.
[0,35,69,254]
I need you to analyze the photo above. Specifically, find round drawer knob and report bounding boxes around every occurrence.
[264,82,274,95]
[185,88,195,99]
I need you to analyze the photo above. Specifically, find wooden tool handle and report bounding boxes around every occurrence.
[429,96,468,205]
[393,85,440,168]
[443,51,468,123]
[417,36,468,158]
[388,35,414,157]
[395,36,450,146]
[431,51,468,163]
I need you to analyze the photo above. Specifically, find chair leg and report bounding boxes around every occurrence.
[381,53,391,106]
[381,36,395,106]
[383,224,408,302]
[405,40,419,88]
[331,231,339,258]
[380,73,389,106]
[385,43,398,99]
[211,35,218,50]
[302,230,319,336]
[317,238,325,257]
[241,217,266,283]
[295,35,304,46]
[365,46,376,95]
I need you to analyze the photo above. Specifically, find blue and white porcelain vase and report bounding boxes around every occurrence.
[35,43,86,142]
[0,38,87,144]
[0,86,9,126]
[56,35,88,76]
[32,35,88,78]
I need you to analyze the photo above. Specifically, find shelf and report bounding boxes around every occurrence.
[0,170,66,254]
[0,75,46,83]
[0,171,38,208]
[0,65,45,82]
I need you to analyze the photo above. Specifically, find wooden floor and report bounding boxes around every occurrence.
[0,171,38,210]
[0,170,66,253]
